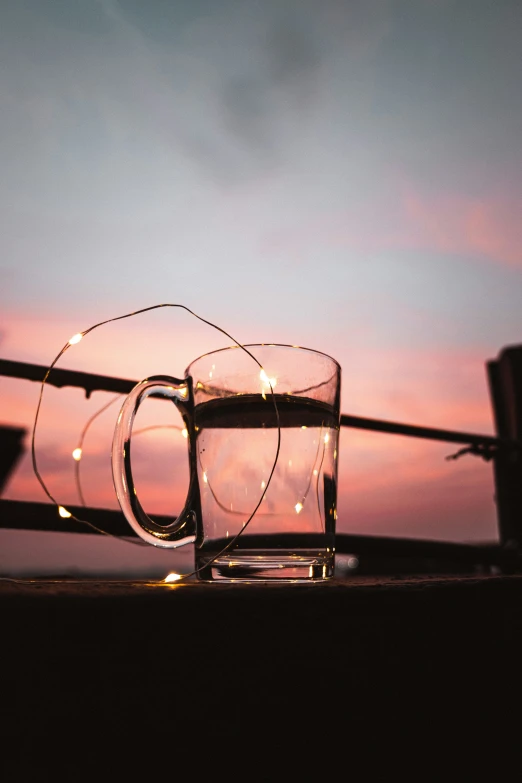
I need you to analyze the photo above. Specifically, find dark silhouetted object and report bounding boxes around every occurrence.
[0,425,26,496]
[487,344,522,551]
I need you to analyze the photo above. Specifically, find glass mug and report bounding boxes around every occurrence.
[112,344,341,582]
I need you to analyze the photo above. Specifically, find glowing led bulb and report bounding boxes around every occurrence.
[164,573,181,583]
[68,333,83,345]
[72,448,82,461]
[181,428,188,438]
[259,369,277,387]
[58,506,72,518]
[295,502,303,514]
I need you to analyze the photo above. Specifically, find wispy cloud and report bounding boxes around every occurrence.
[264,184,522,269]
[402,187,522,269]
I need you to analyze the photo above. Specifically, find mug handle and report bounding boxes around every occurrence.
[111,375,198,548]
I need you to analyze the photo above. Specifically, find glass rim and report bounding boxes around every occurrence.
[185,342,341,377]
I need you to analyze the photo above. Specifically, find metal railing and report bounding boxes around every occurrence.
[1,357,521,573]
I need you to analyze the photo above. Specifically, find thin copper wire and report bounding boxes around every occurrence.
[28,303,281,581]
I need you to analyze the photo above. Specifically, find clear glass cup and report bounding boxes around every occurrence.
[112,344,341,582]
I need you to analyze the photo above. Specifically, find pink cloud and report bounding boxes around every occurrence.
[264,186,522,269]
[402,188,522,268]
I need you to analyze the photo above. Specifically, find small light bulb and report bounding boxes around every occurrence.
[324,433,330,444]
[164,573,181,583]
[58,506,72,518]
[181,428,188,438]
[68,333,83,345]
[72,448,82,461]
[259,369,277,389]
[203,472,208,483]
[295,502,303,514]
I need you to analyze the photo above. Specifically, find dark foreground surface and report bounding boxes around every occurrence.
[2,574,522,770]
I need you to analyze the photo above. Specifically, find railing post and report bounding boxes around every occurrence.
[487,344,522,549]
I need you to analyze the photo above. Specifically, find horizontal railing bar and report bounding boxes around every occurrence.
[0,499,142,537]
[0,499,511,567]
[0,358,513,448]
[0,358,137,398]
[340,413,502,447]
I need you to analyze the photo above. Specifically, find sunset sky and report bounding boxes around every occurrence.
[1,0,521,576]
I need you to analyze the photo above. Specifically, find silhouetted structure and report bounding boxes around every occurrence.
[488,344,522,552]
[0,424,26,496]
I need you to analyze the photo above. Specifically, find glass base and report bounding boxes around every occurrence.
[195,550,335,583]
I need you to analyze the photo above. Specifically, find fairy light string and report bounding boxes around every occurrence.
[73,395,120,509]
[30,303,282,581]
[73,395,183,511]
